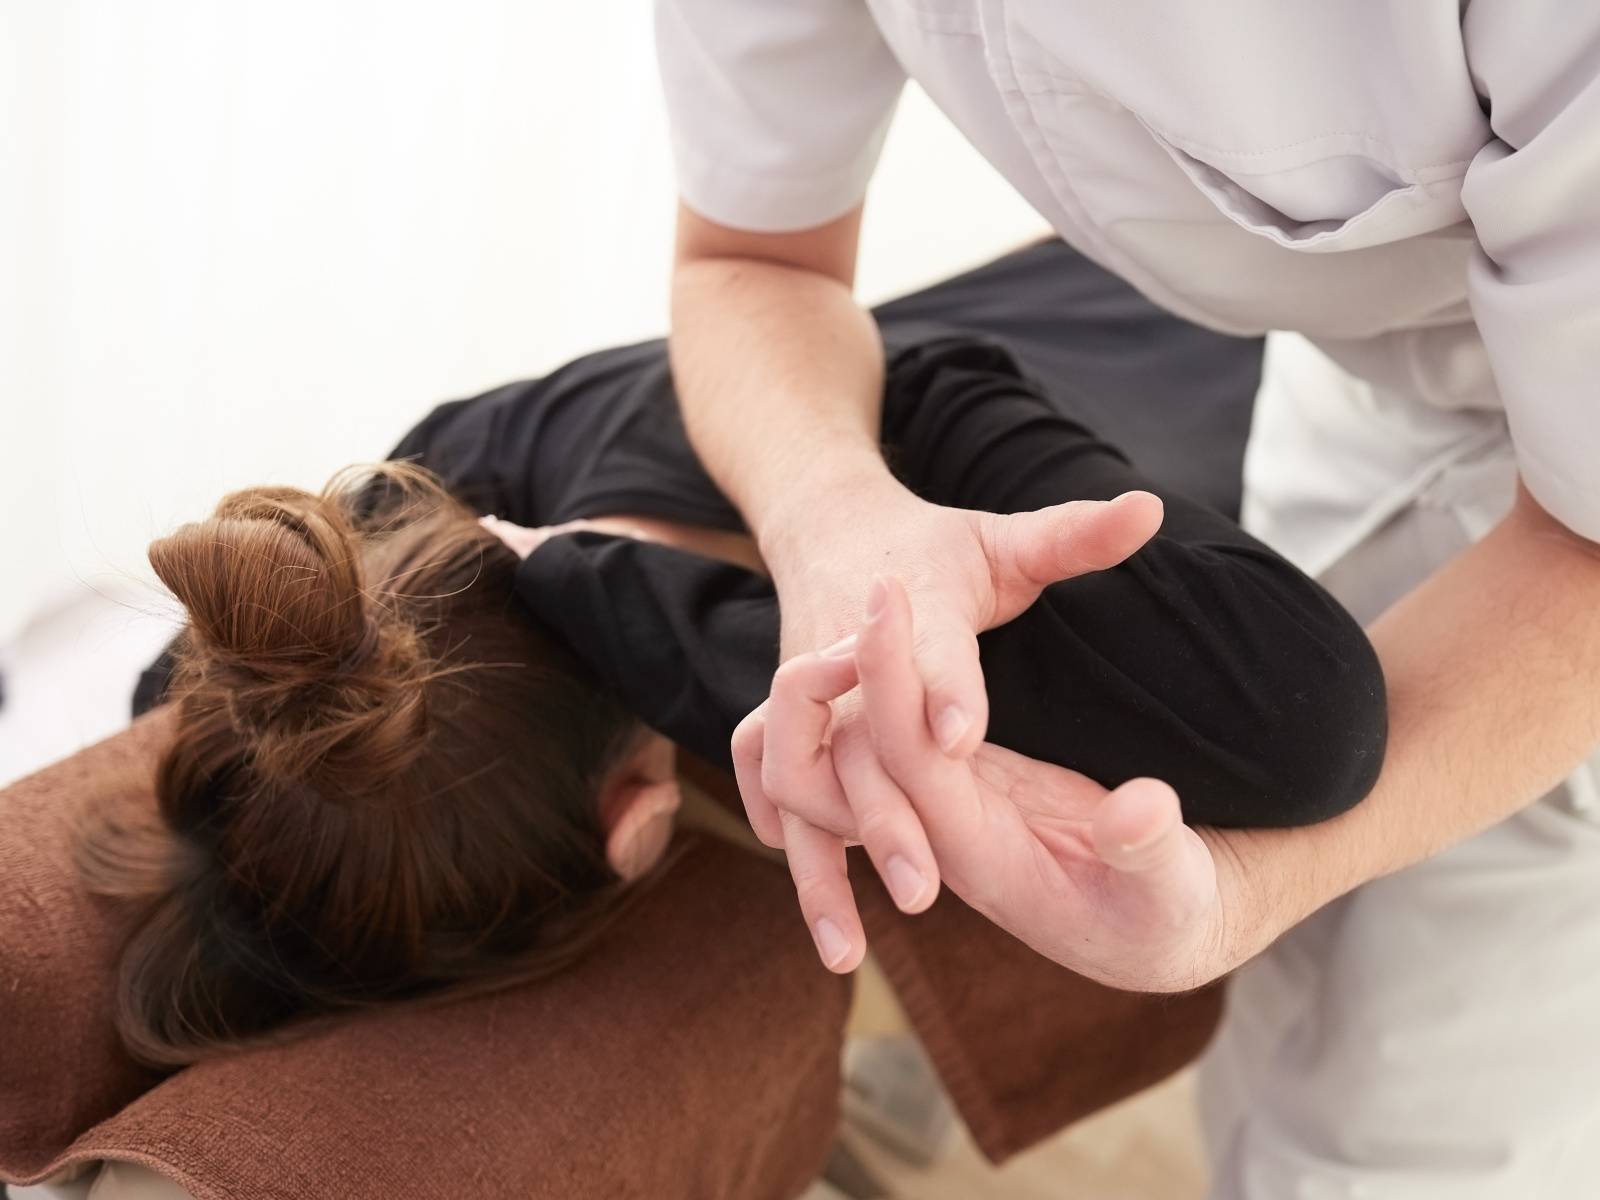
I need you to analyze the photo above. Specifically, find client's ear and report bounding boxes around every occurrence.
[598,732,682,881]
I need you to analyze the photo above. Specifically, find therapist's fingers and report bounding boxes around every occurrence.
[759,638,860,834]
[781,809,866,974]
[767,654,943,915]
[907,597,990,760]
[731,705,785,850]
[858,576,990,850]
[830,718,941,914]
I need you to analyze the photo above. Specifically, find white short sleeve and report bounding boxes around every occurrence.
[1462,1,1600,541]
[655,0,907,232]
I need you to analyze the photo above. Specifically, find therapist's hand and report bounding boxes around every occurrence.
[740,480,1164,969]
[743,573,1239,991]
[759,475,1163,762]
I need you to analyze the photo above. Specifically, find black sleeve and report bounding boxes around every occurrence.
[382,393,531,524]
[132,643,182,718]
[888,336,1388,827]
[516,344,1387,830]
[515,533,780,772]
[381,343,744,534]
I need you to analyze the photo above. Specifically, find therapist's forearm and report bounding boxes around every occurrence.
[1211,485,1600,953]
[669,204,894,550]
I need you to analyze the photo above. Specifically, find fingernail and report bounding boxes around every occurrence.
[814,918,851,969]
[885,855,928,910]
[866,576,888,621]
[935,705,969,753]
[820,634,858,658]
[1119,826,1169,856]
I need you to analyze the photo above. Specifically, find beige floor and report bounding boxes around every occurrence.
[825,1071,1205,1200]
[811,956,1208,1200]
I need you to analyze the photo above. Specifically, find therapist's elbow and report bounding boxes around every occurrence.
[1512,478,1600,561]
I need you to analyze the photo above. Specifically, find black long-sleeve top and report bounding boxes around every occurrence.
[388,326,1384,829]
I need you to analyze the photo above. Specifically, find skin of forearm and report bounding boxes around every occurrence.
[1208,484,1600,960]
[669,222,895,557]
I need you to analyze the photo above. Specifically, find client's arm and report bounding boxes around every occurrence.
[511,338,1384,829]
[878,337,1385,827]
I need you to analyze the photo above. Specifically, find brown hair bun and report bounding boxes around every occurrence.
[148,477,428,799]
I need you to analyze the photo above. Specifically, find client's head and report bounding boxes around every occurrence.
[81,463,681,1066]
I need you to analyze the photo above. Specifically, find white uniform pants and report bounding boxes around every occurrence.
[1199,335,1600,1200]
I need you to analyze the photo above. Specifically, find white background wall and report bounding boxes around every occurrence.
[0,0,1043,651]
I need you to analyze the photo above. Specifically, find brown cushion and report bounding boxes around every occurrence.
[1,712,173,1175]
[1,715,850,1198]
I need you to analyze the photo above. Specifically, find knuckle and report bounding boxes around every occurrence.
[769,776,830,821]
[790,871,836,908]
[983,512,1017,568]
[760,762,794,802]
[730,719,763,762]
[829,717,871,762]
[854,806,901,845]
[770,656,812,696]
[913,623,978,667]
[864,722,917,775]
[831,691,863,725]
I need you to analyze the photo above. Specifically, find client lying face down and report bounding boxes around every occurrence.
[81,465,685,1066]
[90,329,1387,1067]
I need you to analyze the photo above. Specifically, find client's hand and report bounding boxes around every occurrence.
[740,575,1238,993]
[479,515,653,558]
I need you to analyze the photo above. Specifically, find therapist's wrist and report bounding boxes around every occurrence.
[750,446,904,569]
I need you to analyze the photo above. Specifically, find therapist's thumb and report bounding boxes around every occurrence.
[1090,777,1188,876]
[985,492,1163,601]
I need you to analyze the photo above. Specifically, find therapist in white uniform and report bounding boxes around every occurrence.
[658,2,1600,1196]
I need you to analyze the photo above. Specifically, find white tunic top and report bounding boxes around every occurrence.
[656,0,1600,559]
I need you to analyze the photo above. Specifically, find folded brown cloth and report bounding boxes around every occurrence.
[688,762,1225,1165]
[1,713,171,1177]
[855,864,1225,1159]
[686,752,1226,1159]
[3,719,1222,1197]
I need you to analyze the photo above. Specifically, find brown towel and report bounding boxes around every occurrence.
[4,720,1222,1196]
[1,715,850,1198]
[855,863,1224,1160]
[1,713,172,1176]
[683,758,1228,1164]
